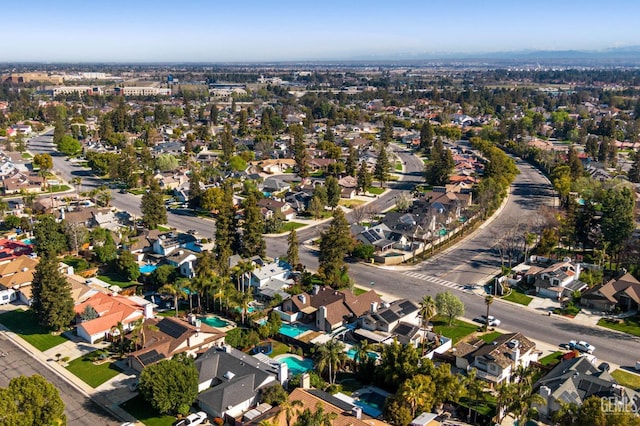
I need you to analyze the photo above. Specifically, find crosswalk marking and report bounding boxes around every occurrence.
[403,271,466,290]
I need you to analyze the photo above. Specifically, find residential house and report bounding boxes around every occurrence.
[127,316,226,372]
[409,412,441,426]
[195,346,282,421]
[165,248,198,278]
[249,260,293,300]
[256,198,296,221]
[124,229,161,262]
[452,332,538,385]
[581,273,640,312]
[359,299,420,333]
[74,292,152,343]
[527,260,587,300]
[284,191,312,213]
[151,232,199,256]
[2,172,45,195]
[355,223,413,252]
[0,239,33,263]
[262,177,292,194]
[264,386,385,426]
[534,356,640,419]
[278,286,382,332]
[0,256,38,305]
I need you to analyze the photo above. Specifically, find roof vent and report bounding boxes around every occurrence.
[223,371,235,380]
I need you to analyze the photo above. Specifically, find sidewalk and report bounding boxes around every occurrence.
[0,304,139,423]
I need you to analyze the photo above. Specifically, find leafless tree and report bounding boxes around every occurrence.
[351,205,367,225]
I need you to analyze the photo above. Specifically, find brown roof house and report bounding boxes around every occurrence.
[127,316,226,372]
[256,198,296,221]
[452,332,538,385]
[278,286,382,333]
[581,273,640,312]
[527,260,588,301]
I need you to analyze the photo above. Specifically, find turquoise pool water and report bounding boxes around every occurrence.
[346,348,379,360]
[22,239,33,245]
[279,323,312,338]
[279,355,314,376]
[139,264,158,274]
[356,391,386,418]
[201,316,230,328]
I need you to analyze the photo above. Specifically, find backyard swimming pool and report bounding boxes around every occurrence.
[355,390,387,418]
[278,355,314,376]
[346,348,379,361]
[200,316,230,328]
[139,264,158,274]
[279,322,312,338]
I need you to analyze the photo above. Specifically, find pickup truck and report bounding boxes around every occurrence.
[569,340,596,354]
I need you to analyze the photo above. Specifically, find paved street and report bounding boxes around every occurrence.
[28,132,640,367]
[0,332,119,425]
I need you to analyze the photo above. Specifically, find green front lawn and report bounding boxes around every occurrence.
[539,351,564,366]
[97,273,139,288]
[352,287,368,296]
[21,153,33,159]
[121,394,175,426]
[367,186,385,195]
[478,331,503,343]
[0,309,67,351]
[611,369,640,390]
[65,355,121,388]
[432,316,477,344]
[395,162,403,171]
[280,222,306,232]
[502,288,533,306]
[458,393,496,417]
[128,188,146,195]
[598,317,640,337]
[49,185,71,193]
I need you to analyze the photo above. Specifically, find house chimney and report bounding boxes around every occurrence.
[144,303,154,319]
[370,302,378,313]
[278,361,288,385]
[298,294,306,304]
[351,407,362,420]
[312,285,320,295]
[301,373,311,389]
[316,306,327,331]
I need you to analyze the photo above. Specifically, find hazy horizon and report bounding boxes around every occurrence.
[3,0,639,62]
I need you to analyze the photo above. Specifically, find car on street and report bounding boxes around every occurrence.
[174,411,207,426]
[187,229,198,235]
[569,340,596,354]
[474,315,501,327]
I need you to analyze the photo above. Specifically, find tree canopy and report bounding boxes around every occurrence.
[0,375,66,426]
[139,356,199,415]
[31,254,75,331]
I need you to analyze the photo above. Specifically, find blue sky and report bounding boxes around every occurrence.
[3,0,639,62]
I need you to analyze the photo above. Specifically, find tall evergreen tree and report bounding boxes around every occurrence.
[420,121,434,151]
[214,182,237,275]
[374,143,391,188]
[357,162,372,194]
[380,117,394,142]
[209,103,218,125]
[290,124,309,179]
[221,123,234,164]
[424,137,454,186]
[326,176,341,210]
[287,229,299,268]
[241,194,266,258]
[345,144,358,177]
[318,209,353,288]
[33,215,68,257]
[567,145,583,180]
[141,178,167,229]
[628,152,640,183]
[238,109,249,137]
[31,254,75,331]
[188,164,203,209]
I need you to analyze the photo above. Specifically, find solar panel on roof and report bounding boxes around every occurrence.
[138,350,165,366]
[158,319,188,338]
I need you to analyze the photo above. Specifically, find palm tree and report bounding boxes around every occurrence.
[418,295,437,355]
[464,368,486,424]
[130,318,158,351]
[274,398,303,426]
[401,376,433,417]
[354,339,372,372]
[233,286,254,325]
[177,278,195,313]
[313,339,347,384]
[484,295,494,332]
[159,280,189,317]
[110,321,126,355]
[294,403,337,426]
[233,260,255,292]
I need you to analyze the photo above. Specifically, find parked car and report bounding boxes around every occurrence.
[474,315,501,327]
[174,411,207,426]
[569,340,596,354]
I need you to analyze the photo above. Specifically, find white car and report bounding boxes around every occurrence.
[175,411,207,426]
[475,315,501,327]
[569,340,596,354]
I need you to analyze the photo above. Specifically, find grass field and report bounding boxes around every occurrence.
[121,394,175,426]
[97,272,139,288]
[432,316,477,344]
[49,185,71,193]
[21,153,33,159]
[539,351,564,366]
[598,317,640,337]
[352,287,368,296]
[478,331,503,343]
[502,288,533,306]
[267,341,290,358]
[66,356,122,388]
[395,162,403,171]
[280,222,306,232]
[611,369,640,390]
[339,199,366,208]
[0,309,67,351]
[367,186,385,195]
